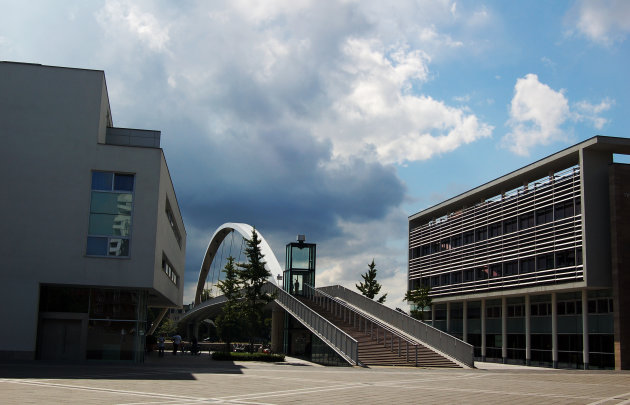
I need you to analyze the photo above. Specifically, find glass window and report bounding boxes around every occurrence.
[114,174,135,191]
[536,207,553,225]
[490,264,502,278]
[520,258,535,273]
[519,213,535,230]
[555,201,574,220]
[463,231,474,244]
[536,254,554,271]
[504,261,518,276]
[556,250,576,267]
[451,271,462,284]
[87,236,108,256]
[504,218,517,234]
[87,171,134,257]
[476,227,487,241]
[89,213,132,236]
[464,269,474,282]
[162,256,178,285]
[489,223,502,237]
[91,172,113,191]
[476,267,488,280]
[108,238,129,256]
[291,245,311,269]
[451,235,462,248]
[90,193,132,215]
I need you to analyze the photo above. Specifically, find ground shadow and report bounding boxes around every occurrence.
[0,354,246,380]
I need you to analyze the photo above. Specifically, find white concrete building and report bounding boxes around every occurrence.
[0,62,186,361]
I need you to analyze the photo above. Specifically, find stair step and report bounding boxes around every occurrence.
[298,297,461,368]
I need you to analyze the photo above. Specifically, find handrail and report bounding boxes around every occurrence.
[304,283,422,366]
[261,282,360,366]
[317,284,474,367]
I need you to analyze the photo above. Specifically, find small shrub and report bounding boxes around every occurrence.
[211,351,285,362]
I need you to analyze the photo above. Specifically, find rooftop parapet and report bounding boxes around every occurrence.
[105,127,161,148]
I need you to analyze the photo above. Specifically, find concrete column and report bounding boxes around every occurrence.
[446,302,451,333]
[525,294,531,366]
[462,301,468,343]
[148,308,168,336]
[270,306,284,354]
[552,292,558,368]
[481,298,486,361]
[502,296,507,363]
[582,289,589,369]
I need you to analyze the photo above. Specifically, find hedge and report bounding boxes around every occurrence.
[211,351,285,362]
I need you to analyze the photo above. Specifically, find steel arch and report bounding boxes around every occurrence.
[194,223,282,305]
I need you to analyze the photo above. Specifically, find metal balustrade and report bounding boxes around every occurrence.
[261,282,360,366]
[317,284,474,367]
[304,283,427,367]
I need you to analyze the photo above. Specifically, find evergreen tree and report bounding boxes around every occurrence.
[356,259,388,303]
[215,256,243,351]
[236,228,275,352]
[404,285,432,321]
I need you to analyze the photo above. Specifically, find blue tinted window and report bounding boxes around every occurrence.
[86,236,108,255]
[92,172,113,190]
[114,174,134,191]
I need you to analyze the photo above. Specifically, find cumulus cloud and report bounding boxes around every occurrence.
[313,38,492,164]
[574,98,614,129]
[0,0,496,308]
[96,0,171,52]
[502,74,612,155]
[503,74,570,155]
[567,0,630,46]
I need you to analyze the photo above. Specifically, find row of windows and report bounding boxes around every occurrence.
[436,298,613,320]
[410,199,580,259]
[165,199,183,248]
[87,171,135,257]
[162,256,178,285]
[420,248,582,288]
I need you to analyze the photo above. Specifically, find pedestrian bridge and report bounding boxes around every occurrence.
[179,223,474,368]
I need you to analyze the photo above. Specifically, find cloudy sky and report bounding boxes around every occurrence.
[2,0,629,309]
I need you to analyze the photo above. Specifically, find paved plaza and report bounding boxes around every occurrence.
[1,354,629,404]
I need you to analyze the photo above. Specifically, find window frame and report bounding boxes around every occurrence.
[86,171,135,258]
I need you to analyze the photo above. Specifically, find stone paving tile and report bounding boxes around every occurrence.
[2,357,630,404]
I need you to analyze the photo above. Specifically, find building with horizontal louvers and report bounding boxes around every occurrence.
[408,136,630,370]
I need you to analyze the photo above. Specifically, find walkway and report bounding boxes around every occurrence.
[1,354,629,404]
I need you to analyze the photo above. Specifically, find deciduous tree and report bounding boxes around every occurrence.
[404,285,432,321]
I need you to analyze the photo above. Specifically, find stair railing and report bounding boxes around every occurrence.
[318,284,474,368]
[303,283,422,366]
[262,282,360,366]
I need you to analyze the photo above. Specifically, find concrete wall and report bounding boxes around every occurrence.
[580,149,613,287]
[609,164,630,370]
[152,155,187,306]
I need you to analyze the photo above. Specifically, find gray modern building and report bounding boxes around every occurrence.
[409,136,630,369]
[0,62,186,362]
